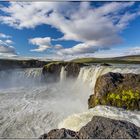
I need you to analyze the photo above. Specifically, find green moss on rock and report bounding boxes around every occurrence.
[89,90,140,110]
[88,72,140,111]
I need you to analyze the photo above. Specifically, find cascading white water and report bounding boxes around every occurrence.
[77,64,140,92]
[0,64,140,138]
[0,68,42,88]
[60,67,67,82]
[77,66,105,90]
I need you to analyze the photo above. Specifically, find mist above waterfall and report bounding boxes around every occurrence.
[0,64,140,138]
[0,68,43,88]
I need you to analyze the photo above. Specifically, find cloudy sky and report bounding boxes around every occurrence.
[0,1,140,60]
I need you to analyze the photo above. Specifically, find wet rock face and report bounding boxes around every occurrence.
[65,62,81,78]
[39,116,140,139]
[88,72,140,110]
[42,62,84,82]
[42,63,63,82]
[78,116,140,139]
[39,128,79,139]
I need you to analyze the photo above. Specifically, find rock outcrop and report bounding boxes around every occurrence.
[39,116,140,139]
[88,72,140,110]
[42,62,84,82]
[78,116,140,139]
[100,63,111,66]
[39,128,79,139]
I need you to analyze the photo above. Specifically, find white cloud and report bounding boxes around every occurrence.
[5,39,13,44]
[29,37,63,52]
[0,44,17,57]
[0,2,139,56]
[29,37,51,52]
[0,45,15,53]
[125,47,140,55]
[0,32,11,38]
[0,2,69,29]
[57,43,94,55]
[54,44,63,50]
[0,32,17,57]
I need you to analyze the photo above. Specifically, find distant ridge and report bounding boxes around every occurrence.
[71,55,140,64]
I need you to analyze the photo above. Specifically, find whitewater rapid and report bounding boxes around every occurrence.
[0,64,140,138]
[58,105,140,131]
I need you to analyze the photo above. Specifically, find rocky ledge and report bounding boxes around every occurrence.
[88,72,140,110]
[0,59,48,70]
[42,62,85,82]
[39,116,140,139]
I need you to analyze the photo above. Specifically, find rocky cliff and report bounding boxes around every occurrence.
[0,59,48,70]
[42,62,84,82]
[88,72,140,110]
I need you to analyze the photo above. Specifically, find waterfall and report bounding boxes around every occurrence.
[77,66,105,89]
[0,68,42,88]
[77,64,140,92]
[60,67,67,82]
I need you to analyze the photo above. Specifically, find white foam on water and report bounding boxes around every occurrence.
[58,105,140,131]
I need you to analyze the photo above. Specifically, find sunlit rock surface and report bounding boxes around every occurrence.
[88,72,140,110]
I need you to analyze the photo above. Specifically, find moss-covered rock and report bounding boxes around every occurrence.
[88,72,140,110]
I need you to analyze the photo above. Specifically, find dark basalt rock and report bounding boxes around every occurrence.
[78,116,140,139]
[100,63,111,66]
[42,62,63,82]
[88,72,140,110]
[65,62,82,78]
[39,128,79,139]
[42,62,84,82]
[39,116,140,139]
[0,59,48,70]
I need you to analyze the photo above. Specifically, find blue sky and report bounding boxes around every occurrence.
[0,1,140,60]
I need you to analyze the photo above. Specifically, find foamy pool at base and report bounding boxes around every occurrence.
[0,83,90,138]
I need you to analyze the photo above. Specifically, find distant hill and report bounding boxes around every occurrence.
[71,55,140,64]
[114,55,140,61]
[0,55,140,70]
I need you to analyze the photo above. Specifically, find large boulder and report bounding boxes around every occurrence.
[39,116,140,139]
[39,128,79,139]
[88,72,140,110]
[78,116,140,139]
[42,62,84,82]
